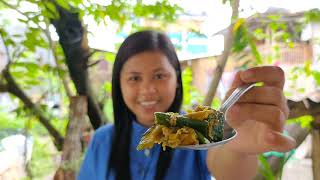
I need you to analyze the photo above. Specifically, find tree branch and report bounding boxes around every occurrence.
[52,5,108,129]
[44,27,74,98]
[203,0,240,106]
[87,60,101,68]
[0,83,8,92]
[3,67,64,150]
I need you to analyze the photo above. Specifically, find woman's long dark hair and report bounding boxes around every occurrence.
[109,30,183,180]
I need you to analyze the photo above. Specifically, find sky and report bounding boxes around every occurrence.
[176,0,320,36]
[1,0,320,71]
[86,0,320,59]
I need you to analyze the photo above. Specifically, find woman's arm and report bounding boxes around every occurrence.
[206,66,296,179]
[207,145,258,180]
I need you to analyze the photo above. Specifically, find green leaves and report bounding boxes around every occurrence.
[304,8,320,23]
[258,155,275,180]
[22,28,49,51]
[232,21,249,52]
[288,115,314,129]
[56,0,71,10]
[232,19,262,64]
[182,67,203,110]
[312,71,320,86]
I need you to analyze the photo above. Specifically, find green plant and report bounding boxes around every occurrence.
[181,67,203,110]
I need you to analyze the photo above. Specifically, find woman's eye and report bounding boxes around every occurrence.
[154,73,166,80]
[128,76,141,82]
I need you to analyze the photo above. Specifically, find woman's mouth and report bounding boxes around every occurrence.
[138,100,159,112]
[140,101,158,107]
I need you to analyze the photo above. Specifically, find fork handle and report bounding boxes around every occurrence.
[219,83,257,113]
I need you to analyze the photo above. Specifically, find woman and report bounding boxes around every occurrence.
[78,30,296,180]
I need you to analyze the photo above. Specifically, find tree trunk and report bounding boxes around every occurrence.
[52,5,107,129]
[311,115,320,180]
[54,96,87,180]
[203,0,240,106]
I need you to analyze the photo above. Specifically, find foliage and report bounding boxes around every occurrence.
[0,108,25,130]
[304,8,320,23]
[230,8,320,179]
[287,115,314,129]
[181,67,203,110]
[0,0,183,178]
[27,136,59,180]
[0,106,64,179]
[258,155,275,180]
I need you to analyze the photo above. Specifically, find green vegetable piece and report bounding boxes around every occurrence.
[195,130,206,144]
[154,112,212,141]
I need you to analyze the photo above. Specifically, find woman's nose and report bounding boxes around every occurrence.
[140,80,157,95]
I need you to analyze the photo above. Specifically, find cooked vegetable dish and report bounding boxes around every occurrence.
[137,105,224,150]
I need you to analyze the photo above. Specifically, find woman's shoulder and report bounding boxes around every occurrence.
[91,123,115,145]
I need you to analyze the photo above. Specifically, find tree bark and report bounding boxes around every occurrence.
[0,83,8,92]
[311,115,320,180]
[2,68,64,150]
[51,5,107,129]
[203,0,240,106]
[44,27,74,98]
[54,96,87,180]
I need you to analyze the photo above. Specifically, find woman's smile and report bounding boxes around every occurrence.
[120,50,177,127]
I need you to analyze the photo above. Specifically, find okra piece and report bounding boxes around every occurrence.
[154,112,212,141]
[195,130,207,144]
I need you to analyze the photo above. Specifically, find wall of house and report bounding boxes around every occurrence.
[181,56,217,95]
[258,42,313,65]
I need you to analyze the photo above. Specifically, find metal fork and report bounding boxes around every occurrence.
[219,83,257,114]
[179,83,257,150]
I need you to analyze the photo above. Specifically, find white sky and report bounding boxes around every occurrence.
[1,0,320,71]
[178,0,320,36]
[86,0,320,56]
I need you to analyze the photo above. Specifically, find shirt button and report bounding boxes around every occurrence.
[144,149,150,157]
[139,168,145,176]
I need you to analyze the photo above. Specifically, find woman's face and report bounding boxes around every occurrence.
[120,51,178,127]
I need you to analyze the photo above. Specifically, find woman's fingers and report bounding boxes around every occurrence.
[226,103,286,132]
[240,66,285,89]
[234,86,289,117]
[264,130,296,152]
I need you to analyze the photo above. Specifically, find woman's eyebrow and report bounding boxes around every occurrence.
[126,71,141,74]
[153,68,166,73]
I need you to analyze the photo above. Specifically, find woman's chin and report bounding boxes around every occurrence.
[136,115,155,127]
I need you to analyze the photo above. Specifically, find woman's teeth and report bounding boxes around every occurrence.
[140,101,157,106]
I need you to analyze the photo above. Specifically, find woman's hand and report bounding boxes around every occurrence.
[224,66,296,154]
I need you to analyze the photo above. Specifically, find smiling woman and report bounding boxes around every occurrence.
[120,50,178,127]
[78,30,295,180]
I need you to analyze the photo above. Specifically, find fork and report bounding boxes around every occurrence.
[179,83,258,150]
[219,83,257,114]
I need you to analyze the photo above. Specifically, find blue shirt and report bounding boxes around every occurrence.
[78,120,211,180]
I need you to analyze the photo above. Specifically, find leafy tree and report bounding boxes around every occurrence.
[0,0,182,149]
